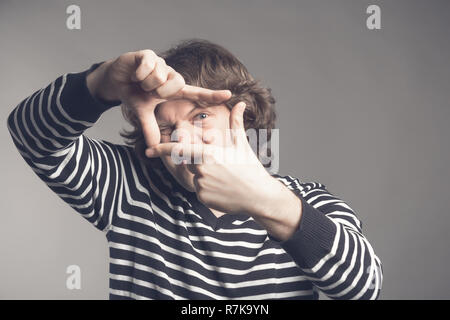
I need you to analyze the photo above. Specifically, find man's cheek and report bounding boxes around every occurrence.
[202,127,228,146]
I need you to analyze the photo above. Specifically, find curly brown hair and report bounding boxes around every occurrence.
[120,39,276,165]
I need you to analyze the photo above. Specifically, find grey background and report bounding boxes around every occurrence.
[1,0,449,299]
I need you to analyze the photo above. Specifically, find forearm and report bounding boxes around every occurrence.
[258,177,384,300]
[7,66,118,159]
[6,63,123,232]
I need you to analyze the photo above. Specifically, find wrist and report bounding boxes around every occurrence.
[86,60,119,103]
[246,175,289,218]
[250,177,303,240]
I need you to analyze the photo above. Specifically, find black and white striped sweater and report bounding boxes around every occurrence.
[7,65,383,300]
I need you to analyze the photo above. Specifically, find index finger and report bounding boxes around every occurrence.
[145,142,206,164]
[175,85,232,104]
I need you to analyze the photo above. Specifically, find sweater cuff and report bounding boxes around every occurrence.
[269,196,337,269]
[60,62,121,123]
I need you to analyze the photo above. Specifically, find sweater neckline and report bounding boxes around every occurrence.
[148,158,250,230]
[183,190,250,231]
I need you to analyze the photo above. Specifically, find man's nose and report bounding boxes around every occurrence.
[173,124,203,144]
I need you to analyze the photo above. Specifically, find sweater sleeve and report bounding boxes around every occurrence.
[6,63,124,232]
[271,175,383,300]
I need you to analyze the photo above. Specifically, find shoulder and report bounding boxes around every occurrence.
[87,139,147,168]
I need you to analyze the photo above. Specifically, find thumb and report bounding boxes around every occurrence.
[137,108,161,148]
[229,101,247,145]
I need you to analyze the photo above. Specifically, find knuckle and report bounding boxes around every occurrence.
[196,176,204,187]
[116,54,127,63]
[153,72,166,85]
[196,190,206,203]
[232,117,241,127]
[156,56,167,65]
[175,72,185,87]
[142,49,155,57]
[123,51,134,57]
[140,81,152,91]
[140,51,157,68]
[155,87,169,98]
[196,165,205,175]
[141,61,153,71]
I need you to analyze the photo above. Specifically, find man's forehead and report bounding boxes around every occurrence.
[156,98,194,109]
[155,99,194,114]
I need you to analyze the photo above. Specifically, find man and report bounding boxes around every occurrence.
[7,39,383,299]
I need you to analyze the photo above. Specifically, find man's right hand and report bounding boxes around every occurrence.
[86,49,232,147]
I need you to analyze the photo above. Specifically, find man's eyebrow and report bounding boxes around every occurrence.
[186,101,211,117]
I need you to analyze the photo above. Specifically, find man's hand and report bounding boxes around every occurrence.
[144,102,275,214]
[86,49,232,147]
[145,101,303,240]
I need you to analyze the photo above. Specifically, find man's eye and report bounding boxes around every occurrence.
[195,113,209,120]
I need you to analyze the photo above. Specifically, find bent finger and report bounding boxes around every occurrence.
[132,50,157,82]
[140,58,169,92]
[155,68,185,98]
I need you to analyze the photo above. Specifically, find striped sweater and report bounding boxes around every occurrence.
[7,64,383,300]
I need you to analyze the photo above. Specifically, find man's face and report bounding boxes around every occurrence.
[154,99,232,192]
